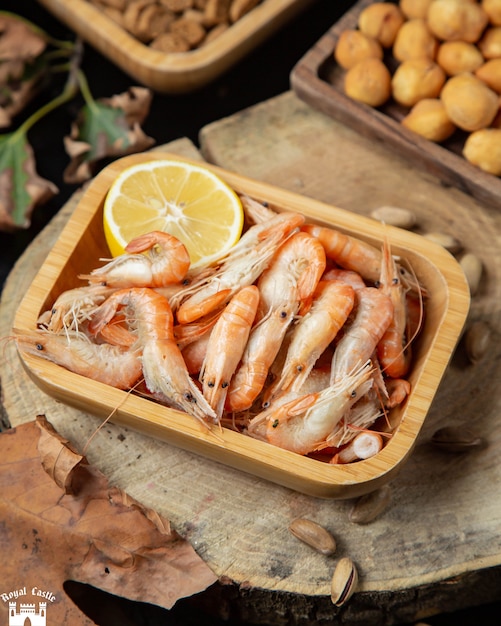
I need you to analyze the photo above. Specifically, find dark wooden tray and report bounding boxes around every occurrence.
[290,0,501,210]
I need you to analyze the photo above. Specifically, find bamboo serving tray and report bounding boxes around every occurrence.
[37,0,315,93]
[13,152,470,498]
[290,0,501,210]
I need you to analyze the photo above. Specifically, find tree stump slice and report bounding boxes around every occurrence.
[2,105,501,625]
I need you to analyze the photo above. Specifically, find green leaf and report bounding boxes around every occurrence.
[0,128,57,230]
[78,100,133,161]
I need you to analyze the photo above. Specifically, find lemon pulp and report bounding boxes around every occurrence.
[103,158,244,268]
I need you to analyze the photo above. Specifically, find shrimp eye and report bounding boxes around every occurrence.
[392,277,399,285]
[207,381,215,388]
[280,310,287,319]
[374,280,381,288]
[184,392,195,403]
[36,343,44,351]
[182,278,191,286]
[351,390,357,398]
[272,419,279,428]
[222,381,229,388]
[296,365,303,372]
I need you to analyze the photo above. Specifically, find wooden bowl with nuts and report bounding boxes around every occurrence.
[37,0,316,92]
[290,0,501,209]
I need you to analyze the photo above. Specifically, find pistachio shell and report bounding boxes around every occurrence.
[460,252,483,296]
[464,320,491,363]
[431,426,484,452]
[331,557,359,606]
[289,518,337,556]
[423,231,462,254]
[370,205,417,229]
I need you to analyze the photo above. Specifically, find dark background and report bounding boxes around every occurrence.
[1,1,500,624]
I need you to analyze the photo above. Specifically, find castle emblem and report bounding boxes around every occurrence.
[8,601,47,626]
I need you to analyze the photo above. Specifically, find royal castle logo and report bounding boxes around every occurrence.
[8,602,46,626]
[1,587,56,626]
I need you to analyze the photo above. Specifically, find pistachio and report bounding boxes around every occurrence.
[464,320,491,363]
[423,231,462,254]
[430,426,484,452]
[370,205,417,229]
[349,484,392,524]
[288,518,336,556]
[459,252,483,296]
[331,557,359,606]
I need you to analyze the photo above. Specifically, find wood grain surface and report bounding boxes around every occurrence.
[2,98,501,625]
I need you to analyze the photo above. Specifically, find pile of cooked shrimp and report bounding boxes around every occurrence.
[18,196,424,465]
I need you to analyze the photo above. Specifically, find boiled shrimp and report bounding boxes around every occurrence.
[80,231,191,288]
[240,195,277,224]
[267,280,355,399]
[384,378,411,408]
[173,211,305,324]
[225,232,326,412]
[376,240,412,379]
[331,431,384,464]
[322,268,366,291]
[247,361,373,455]
[200,285,260,419]
[88,287,217,426]
[330,287,394,384]
[15,329,142,389]
[303,223,383,284]
[325,395,384,449]
[38,283,115,334]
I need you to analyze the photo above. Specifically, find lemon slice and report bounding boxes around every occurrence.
[103,158,244,268]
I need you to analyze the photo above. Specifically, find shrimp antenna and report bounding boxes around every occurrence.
[82,379,144,454]
[0,334,18,360]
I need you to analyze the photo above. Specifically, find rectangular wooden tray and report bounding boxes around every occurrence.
[13,152,470,499]
[290,0,501,210]
[37,0,315,93]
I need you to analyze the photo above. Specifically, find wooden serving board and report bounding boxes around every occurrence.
[290,0,501,210]
[2,101,501,625]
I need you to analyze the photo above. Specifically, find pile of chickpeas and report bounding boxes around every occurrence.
[334,0,501,176]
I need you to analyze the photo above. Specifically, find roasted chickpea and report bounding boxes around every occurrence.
[436,41,485,75]
[393,18,439,62]
[427,0,489,43]
[463,128,501,175]
[401,98,456,141]
[482,0,501,26]
[475,58,501,92]
[399,0,434,19]
[441,72,499,131]
[334,29,383,69]
[391,58,446,106]
[478,26,501,58]
[344,57,392,107]
[358,2,405,47]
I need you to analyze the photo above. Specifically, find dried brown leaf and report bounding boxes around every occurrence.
[0,416,217,624]
[0,12,47,62]
[63,86,155,184]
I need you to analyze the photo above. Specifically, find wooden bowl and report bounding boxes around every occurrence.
[13,152,470,498]
[290,0,501,210]
[37,0,315,93]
